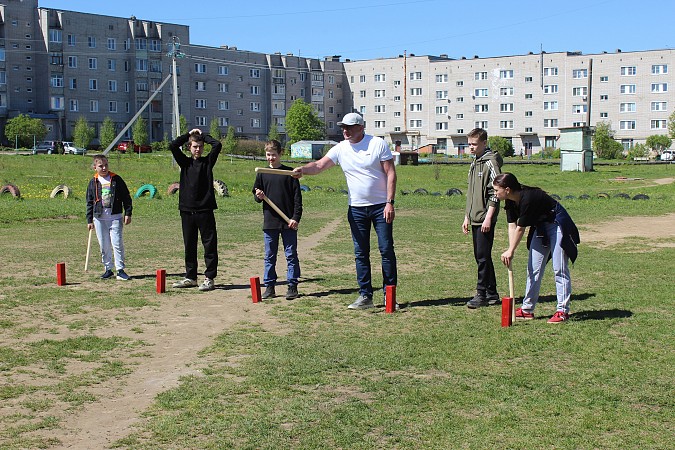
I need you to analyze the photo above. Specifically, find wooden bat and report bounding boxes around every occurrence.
[85,228,93,272]
[508,262,515,322]
[255,167,298,177]
[262,195,292,225]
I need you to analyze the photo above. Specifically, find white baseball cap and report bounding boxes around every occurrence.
[338,112,364,127]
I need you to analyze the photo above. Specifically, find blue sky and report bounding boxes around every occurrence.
[40,0,674,60]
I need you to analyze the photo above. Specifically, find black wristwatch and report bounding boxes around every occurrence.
[387,199,395,205]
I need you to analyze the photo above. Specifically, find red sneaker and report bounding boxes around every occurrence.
[515,307,534,320]
[547,311,569,323]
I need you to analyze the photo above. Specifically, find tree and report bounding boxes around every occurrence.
[73,116,95,149]
[99,116,116,151]
[209,118,222,140]
[132,116,148,146]
[223,126,237,154]
[668,111,675,140]
[487,136,514,158]
[4,114,47,148]
[592,122,623,159]
[267,121,281,143]
[645,134,672,153]
[285,99,325,144]
[179,115,188,135]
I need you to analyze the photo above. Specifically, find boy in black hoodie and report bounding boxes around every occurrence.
[169,128,222,291]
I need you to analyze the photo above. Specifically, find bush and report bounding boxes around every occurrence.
[627,143,648,160]
[233,139,266,157]
[540,147,560,159]
[151,139,169,153]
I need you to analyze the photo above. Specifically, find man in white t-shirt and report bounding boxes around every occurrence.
[293,113,398,310]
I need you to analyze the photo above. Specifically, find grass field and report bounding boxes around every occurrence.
[0,152,674,449]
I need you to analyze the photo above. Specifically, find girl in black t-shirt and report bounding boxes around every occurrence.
[493,173,580,324]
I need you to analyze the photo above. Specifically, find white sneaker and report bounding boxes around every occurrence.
[348,295,374,310]
[198,278,214,291]
[172,278,198,288]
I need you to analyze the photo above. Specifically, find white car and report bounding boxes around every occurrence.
[63,141,86,155]
[661,150,674,161]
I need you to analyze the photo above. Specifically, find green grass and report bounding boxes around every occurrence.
[0,153,673,448]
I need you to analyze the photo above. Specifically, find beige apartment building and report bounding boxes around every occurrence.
[344,49,674,155]
[1,0,672,152]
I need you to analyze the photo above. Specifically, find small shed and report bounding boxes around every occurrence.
[559,126,594,172]
[290,140,338,160]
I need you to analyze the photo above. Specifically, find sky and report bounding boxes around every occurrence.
[39,0,675,61]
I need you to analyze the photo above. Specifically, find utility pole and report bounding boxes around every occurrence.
[167,36,185,139]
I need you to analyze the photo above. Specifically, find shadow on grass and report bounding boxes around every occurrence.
[409,297,470,308]
[536,292,596,303]
[304,287,359,298]
[572,309,633,321]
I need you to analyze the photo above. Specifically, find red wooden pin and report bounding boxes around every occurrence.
[56,262,66,286]
[385,285,397,313]
[250,276,262,303]
[156,269,166,293]
[501,297,513,327]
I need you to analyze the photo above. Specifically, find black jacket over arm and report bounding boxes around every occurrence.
[169,133,222,212]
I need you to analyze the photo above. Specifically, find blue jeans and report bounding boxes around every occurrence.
[347,204,397,297]
[263,228,300,287]
[93,217,125,271]
[522,221,572,314]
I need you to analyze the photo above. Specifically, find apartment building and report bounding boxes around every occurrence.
[0,0,349,145]
[344,49,674,155]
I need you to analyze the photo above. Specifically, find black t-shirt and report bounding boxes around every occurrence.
[505,187,557,227]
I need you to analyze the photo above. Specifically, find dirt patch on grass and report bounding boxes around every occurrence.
[580,213,675,249]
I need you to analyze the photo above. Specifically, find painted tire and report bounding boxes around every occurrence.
[413,188,428,195]
[300,185,311,192]
[134,184,157,199]
[50,184,72,199]
[445,188,463,196]
[0,183,21,198]
[597,192,610,199]
[167,182,180,195]
[213,179,229,197]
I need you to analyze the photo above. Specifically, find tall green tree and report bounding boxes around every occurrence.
[285,99,325,144]
[223,126,237,154]
[267,121,281,143]
[132,116,148,145]
[487,136,514,157]
[179,115,188,135]
[645,134,672,152]
[209,118,222,140]
[99,116,116,151]
[73,116,95,149]
[592,122,623,159]
[668,111,675,140]
[4,114,47,148]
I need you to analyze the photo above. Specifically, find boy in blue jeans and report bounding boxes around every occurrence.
[253,140,302,299]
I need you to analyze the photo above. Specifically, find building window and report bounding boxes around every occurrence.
[620,102,636,113]
[572,104,587,114]
[68,56,77,68]
[359,90,366,98]
[474,88,488,97]
[359,75,366,82]
[374,90,385,98]
[218,117,229,127]
[374,121,386,128]
[251,118,261,128]
[620,66,637,76]
[218,65,229,75]
[475,104,489,113]
[456,113,464,119]
[620,120,636,130]
[195,81,206,91]
[69,99,78,111]
[108,59,116,71]
[525,111,533,117]
[394,96,401,101]
[543,119,558,128]
[436,122,448,130]
[543,84,558,94]
[409,120,422,128]
[218,100,229,110]
[393,80,401,87]
[250,86,260,95]
[456,97,464,103]
[89,79,98,90]
[600,76,609,82]
[409,103,423,112]
[88,58,97,69]
[475,121,488,129]
[651,101,668,111]
[435,90,448,99]
[49,29,62,43]
[67,34,76,46]
[436,74,448,83]
[250,69,261,78]
[374,73,385,82]
[651,120,667,129]
[572,87,588,96]
[107,38,116,50]
[572,122,586,127]
[250,102,261,111]
[195,99,207,109]
[600,112,608,118]
[572,69,588,78]
[149,39,161,52]
[543,67,558,76]
[90,100,99,112]
[525,76,533,82]
[543,101,558,111]
[409,71,422,80]
[69,78,76,89]
[136,59,148,71]
[195,116,207,127]
[499,69,514,79]
[652,64,668,74]
[600,94,609,100]
[374,105,386,113]
[50,96,65,110]
[651,83,668,93]
[435,105,448,114]
[108,80,117,92]
[500,103,514,112]
[109,101,117,113]
[500,120,514,129]
[50,74,64,88]
[474,71,488,80]
[525,127,533,132]
[411,88,423,96]
[456,80,464,86]
[88,36,96,48]
[525,93,533,99]
[136,81,148,91]
[500,87,514,96]
[195,63,206,73]
[620,84,636,94]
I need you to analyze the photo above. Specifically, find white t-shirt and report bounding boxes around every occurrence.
[98,175,122,221]
[325,134,393,206]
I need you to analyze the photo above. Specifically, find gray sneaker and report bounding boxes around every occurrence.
[262,285,276,299]
[348,295,374,310]
[198,278,215,291]
[172,278,198,288]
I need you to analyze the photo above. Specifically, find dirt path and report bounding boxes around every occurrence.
[52,217,344,449]
[580,213,675,248]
